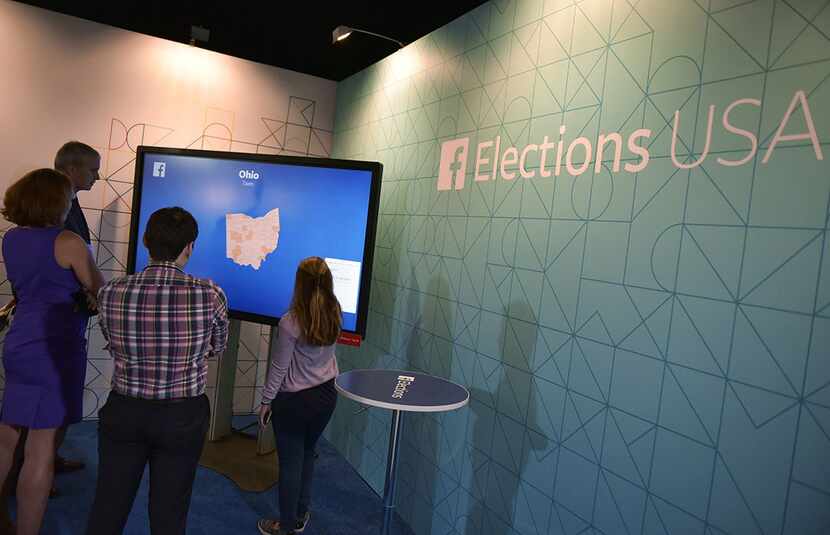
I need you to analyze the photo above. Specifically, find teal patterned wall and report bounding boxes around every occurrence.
[327,1,830,534]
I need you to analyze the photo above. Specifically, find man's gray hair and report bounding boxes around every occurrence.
[54,141,99,172]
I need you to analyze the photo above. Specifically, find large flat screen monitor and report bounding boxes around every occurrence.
[126,146,382,337]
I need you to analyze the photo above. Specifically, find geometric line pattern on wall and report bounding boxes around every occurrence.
[327,1,830,534]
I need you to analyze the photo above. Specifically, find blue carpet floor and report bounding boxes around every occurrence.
[11,418,413,535]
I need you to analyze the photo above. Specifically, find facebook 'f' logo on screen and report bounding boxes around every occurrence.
[152,161,166,178]
[437,138,469,191]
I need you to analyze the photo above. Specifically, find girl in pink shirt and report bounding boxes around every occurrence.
[258,257,341,535]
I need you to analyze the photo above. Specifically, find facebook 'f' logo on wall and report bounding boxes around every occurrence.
[152,161,166,178]
[437,138,469,191]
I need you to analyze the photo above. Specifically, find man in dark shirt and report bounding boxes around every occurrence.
[55,141,99,245]
[52,142,100,472]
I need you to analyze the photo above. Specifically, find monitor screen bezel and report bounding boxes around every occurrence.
[127,145,383,337]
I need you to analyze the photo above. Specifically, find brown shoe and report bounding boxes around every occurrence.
[54,456,85,473]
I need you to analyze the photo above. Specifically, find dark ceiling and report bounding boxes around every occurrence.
[15,0,488,81]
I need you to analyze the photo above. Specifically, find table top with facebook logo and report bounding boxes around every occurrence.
[334,369,469,412]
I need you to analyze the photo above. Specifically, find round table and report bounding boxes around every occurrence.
[335,369,469,535]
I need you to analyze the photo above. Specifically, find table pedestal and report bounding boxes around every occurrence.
[207,319,241,441]
[334,370,469,535]
[382,410,403,535]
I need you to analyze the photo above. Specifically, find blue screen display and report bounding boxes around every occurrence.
[133,153,374,332]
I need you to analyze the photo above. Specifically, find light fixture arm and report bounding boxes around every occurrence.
[345,27,405,48]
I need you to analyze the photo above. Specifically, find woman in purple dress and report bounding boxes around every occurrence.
[0,169,103,534]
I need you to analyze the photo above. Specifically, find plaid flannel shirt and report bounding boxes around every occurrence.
[98,261,229,400]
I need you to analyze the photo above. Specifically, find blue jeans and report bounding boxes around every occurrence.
[271,379,336,529]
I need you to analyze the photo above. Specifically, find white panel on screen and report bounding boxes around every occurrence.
[326,258,362,314]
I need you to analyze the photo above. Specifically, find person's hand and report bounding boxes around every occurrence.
[83,289,98,313]
[72,289,98,316]
[258,403,272,427]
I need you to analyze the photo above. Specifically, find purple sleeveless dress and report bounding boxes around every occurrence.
[1,226,88,428]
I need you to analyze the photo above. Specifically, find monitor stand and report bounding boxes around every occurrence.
[206,318,277,455]
[207,319,240,442]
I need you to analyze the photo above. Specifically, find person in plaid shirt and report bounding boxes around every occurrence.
[86,207,228,535]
